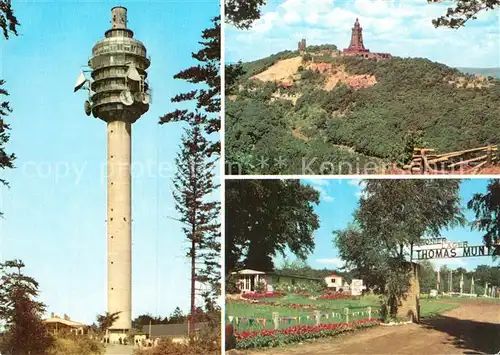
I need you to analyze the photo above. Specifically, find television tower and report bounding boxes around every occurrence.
[75,6,150,341]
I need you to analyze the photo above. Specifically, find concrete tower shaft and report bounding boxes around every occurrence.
[107,120,132,331]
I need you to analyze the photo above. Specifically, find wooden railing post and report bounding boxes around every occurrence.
[344,307,349,324]
[487,146,493,166]
[418,149,426,174]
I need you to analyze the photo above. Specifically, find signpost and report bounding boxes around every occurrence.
[413,243,496,261]
[411,237,499,298]
[351,279,365,296]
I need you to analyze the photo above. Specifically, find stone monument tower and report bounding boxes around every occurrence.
[345,18,369,53]
[76,6,151,342]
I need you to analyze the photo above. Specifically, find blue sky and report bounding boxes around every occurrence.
[226,0,500,68]
[278,179,499,272]
[0,0,219,325]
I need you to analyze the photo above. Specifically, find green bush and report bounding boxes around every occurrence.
[47,335,104,355]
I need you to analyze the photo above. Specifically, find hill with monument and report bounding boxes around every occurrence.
[226,19,500,174]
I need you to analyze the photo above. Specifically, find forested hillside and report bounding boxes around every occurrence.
[226,47,500,175]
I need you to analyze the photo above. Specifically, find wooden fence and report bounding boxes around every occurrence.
[403,145,498,174]
[228,307,379,331]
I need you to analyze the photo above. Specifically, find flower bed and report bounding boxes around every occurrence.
[241,291,284,300]
[261,301,317,310]
[318,293,353,300]
[235,319,380,349]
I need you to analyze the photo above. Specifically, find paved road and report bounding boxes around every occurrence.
[244,302,500,355]
[104,344,135,355]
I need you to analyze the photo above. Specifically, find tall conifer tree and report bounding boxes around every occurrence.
[172,125,219,336]
[163,16,221,338]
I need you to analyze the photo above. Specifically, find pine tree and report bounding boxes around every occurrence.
[0,260,54,354]
[96,311,121,339]
[172,125,220,337]
[162,14,220,339]
[160,16,220,157]
[0,80,15,191]
[1,1,20,216]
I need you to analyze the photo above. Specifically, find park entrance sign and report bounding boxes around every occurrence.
[412,237,498,260]
[413,245,495,260]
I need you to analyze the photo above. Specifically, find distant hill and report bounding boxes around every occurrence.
[226,48,500,174]
[457,68,500,79]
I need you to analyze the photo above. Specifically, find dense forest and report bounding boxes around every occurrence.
[226,47,500,174]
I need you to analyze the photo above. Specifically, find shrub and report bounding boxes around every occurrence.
[47,335,104,355]
[225,274,241,294]
[254,280,266,293]
[134,326,221,355]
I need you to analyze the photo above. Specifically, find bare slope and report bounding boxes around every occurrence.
[251,57,377,90]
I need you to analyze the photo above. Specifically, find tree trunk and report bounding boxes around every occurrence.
[189,230,196,338]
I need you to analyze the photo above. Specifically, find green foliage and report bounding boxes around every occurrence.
[226,54,500,174]
[0,260,54,355]
[0,80,15,192]
[225,180,320,273]
[225,0,266,30]
[172,125,221,308]
[0,0,19,215]
[96,311,120,334]
[134,330,220,355]
[47,335,103,355]
[0,0,20,39]
[428,0,499,28]
[274,280,324,295]
[163,15,221,333]
[334,180,464,316]
[132,314,168,329]
[254,280,267,293]
[277,259,352,284]
[312,55,336,63]
[160,16,220,156]
[168,307,186,324]
[226,274,241,295]
[302,53,312,62]
[306,44,338,53]
[468,179,500,256]
[418,260,437,293]
[419,301,458,317]
[225,95,383,175]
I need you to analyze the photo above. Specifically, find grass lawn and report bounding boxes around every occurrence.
[421,295,500,304]
[419,299,458,317]
[228,294,468,331]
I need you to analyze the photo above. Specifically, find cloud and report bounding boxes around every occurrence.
[305,179,335,202]
[226,0,500,67]
[317,257,345,268]
[323,195,335,202]
[347,179,361,186]
[347,179,367,199]
[306,179,330,186]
